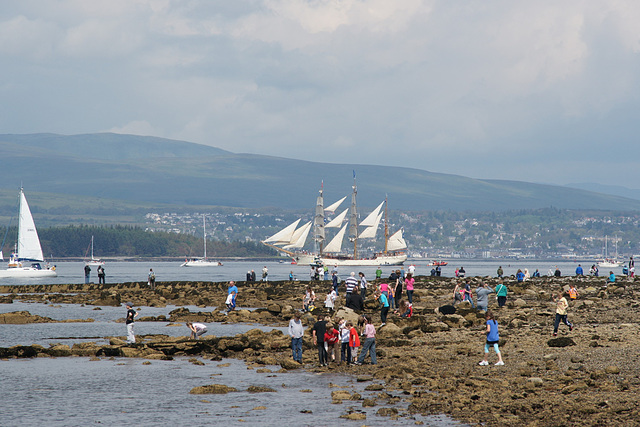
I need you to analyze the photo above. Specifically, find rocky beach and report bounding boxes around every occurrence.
[2,273,640,426]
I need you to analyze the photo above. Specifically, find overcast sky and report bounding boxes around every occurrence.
[1,1,639,187]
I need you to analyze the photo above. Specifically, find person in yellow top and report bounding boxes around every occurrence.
[553,291,573,337]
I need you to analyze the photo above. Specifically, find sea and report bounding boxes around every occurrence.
[0,259,610,426]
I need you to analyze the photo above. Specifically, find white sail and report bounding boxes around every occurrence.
[17,189,45,261]
[323,223,348,253]
[325,208,348,228]
[284,221,312,249]
[264,219,301,244]
[358,212,383,239]
[360,201,384,227]
[386,228,407,252]
[325,196,346,214]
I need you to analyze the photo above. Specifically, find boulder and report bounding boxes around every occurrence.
[189,384,237,394]
[424,322,450,333]
[333,307,360,325]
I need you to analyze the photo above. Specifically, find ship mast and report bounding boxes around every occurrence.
[314,182,325,255]
[384,195,389,254]
[202,214,207,260]
[348,173,358,259]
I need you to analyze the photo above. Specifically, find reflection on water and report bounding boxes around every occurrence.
[1,357,462,427]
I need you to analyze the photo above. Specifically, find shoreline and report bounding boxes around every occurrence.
[2,275,640,425]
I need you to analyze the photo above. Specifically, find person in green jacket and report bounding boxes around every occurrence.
[375,267,382,279]
[496,281,508,308]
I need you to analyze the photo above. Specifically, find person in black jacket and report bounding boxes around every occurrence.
[346,287,364,311]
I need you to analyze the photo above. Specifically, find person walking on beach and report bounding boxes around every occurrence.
[463,280,475,308]
[479,310,504,366]
[225,291,236,313]
[553,291,573,336]
[288,311,304,363]
[125,302,138,344]
[496,281,508,308]
[186,322,208,339]
[84,264,91,284]
[97,265,105,284]
[312,314,328,366]
[148,269,156,290]
[476,282,494,312]
[356,315,377,365]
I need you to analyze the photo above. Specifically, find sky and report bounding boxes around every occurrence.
[1,1,639,187]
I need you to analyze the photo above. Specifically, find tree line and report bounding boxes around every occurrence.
[0,225,276,258]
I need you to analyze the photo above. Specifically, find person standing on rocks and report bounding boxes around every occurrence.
[346,287,364,311]
[312,314,328,366]
[250,270,256,281]
[356,315,377,365]
[225,291,236,313]
[288,311,304,363]
[246,271,252,281]
[476,282,494,312]
[575,264,584,276]
[553,291,573,337]
[375,267,382,279]
[496,281,508,308]
[331,271,339,296]
[554,266,562,277]
[97,265,106,284]
[125,302,138,344]
[262,266,268,282]
[84,264,91,284]
[359,272,368,300]
[228,281,238,296]
[479,310,504,366]
[348,321,360,363]
[405,273,415,305]
[304,286,317,312]
[497,266,503,278]
[324,287,336,314]
[148,269,156,290]
[187,322,208,340]
[344,272,358,308]
[377,290,390,327]
[324,322,340,365]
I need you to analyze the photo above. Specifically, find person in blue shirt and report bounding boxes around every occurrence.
[607,271,616,284]
[516,269,525,282]
[479,310,504,366]
[575,264,584,276]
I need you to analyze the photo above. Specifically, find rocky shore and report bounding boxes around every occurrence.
[2,274,640,425]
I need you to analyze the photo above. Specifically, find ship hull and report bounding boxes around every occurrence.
[293,253,407,266]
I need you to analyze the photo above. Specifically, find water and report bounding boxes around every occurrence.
[0,259,611,286]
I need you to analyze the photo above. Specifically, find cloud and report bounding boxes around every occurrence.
[1,1,640,188]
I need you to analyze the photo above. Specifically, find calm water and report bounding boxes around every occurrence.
[0,259,615,286]
[2,357,461,427]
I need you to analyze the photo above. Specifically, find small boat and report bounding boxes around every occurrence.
[181,214,223,267]
[427,261,448,266]
[0,188,57,278]
[84,236,105,266]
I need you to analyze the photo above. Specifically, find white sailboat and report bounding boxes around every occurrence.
[181,214,223,267]
[0,188,57,278]
[598,235,622,268]
[84,236,105,267]
[262,178,407,266]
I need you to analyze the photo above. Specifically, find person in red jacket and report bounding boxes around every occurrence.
[348,321,360,364]
[324,322,340,365]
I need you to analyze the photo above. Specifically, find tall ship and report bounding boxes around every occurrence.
[262,177,407,266]
[0,188,57,278]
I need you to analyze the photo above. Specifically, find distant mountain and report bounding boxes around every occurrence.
[2,133,640,213]
[566,183,640,202]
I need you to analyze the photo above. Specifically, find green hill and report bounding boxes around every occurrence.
[1,132,639,213]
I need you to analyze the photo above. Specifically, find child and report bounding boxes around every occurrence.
[479,310,504,366]
[463,281,475,308]
[324,288,337,314]
[553,291,573,336]
[339,318,351,364]
[225,291,236,313]
[568,284,578,300]
[377,290,390,326]
[356,315,377,365]
[186,322,208,340]
[348,321,360,363]
[303,286,316,312]
[396,299,412,318]
[324,322,340,365]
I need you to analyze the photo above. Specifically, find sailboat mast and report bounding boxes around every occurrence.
[348,174,358,259]
[314,182,325,255]
[91,236,94,259]
[203,214,207,260]
[384,196,389,254]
